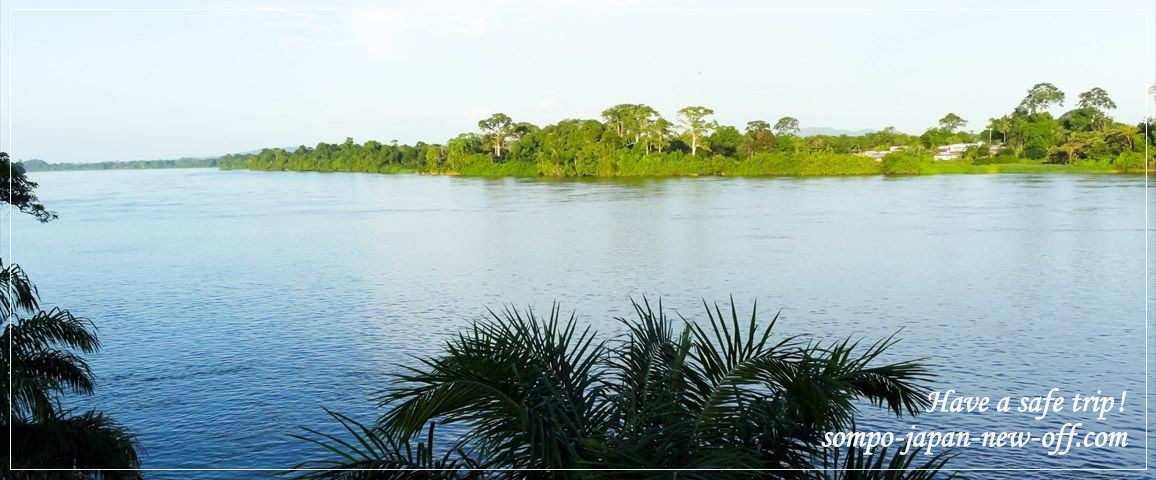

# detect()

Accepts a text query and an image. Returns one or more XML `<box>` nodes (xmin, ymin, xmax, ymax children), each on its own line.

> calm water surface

<box><xmin>5</xmin><ymin>169</ymin><xmax>1154</xmax><ymax>478</ymax></box>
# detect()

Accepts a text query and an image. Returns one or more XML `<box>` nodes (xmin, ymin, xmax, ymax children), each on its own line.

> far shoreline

<box><xmin>21</xmin><ymin>163</ymin><xmax>1153</xmax><ymax>177</ymax></box>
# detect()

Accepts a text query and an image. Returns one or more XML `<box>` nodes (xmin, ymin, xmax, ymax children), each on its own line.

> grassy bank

<box><xmin>874</xmin><ymin>151</ymin><xmax>1147</xmax><ymax>175</ymax></box>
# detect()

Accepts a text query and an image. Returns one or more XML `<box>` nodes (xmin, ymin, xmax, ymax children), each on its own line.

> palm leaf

<box><xmin>7</xmin><ymin>409</ymin><xmax>142</xmax><ymax>478</ymax></box>
<box><xmin>376</xmin><ymin>304</ymin><xmax>606</xmax><ymax>470</ymax></box>
<box><xmin>812</xmin><ymin>444</ymin><xmax>957</xmax><ymax>480</ymax></box>
<box><xmin>288</xmin><ymin>409</ymin><xmax>480</xmax><ymax>479</ymax></box>
<box><xmin>0</xmin><ymin>262</ymin><xmax>40</xmax><ymax>318</ymax></box>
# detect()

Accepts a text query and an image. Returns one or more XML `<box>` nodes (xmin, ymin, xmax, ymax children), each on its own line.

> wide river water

<box><xmin>5</xmin><ymin>169</ymin><xmax>1155</xmax><ymax>478</ymax></box>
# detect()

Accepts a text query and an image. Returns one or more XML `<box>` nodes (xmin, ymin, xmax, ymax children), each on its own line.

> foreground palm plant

<box><xmin>2</xmin><ymin>152</ymin><xmax>141</xmax><ymax>478</ymax></box>
<box><xmin>1</xmin><ymin>260</ymin><xmax>142</xmax><ymax>479</ymax></box>
<box><xmin>292</xmin><ymin>299</ymin><xmax>952</xmax><ymax>479</ymax></box>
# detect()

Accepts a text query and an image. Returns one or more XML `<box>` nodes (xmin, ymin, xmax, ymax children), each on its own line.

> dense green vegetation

<box><xmin>291</xmin><ymin>299</ymin><xmax>951</xmax><ymax>478</ymax></box>
<box><xmin>217</xmin><ymin>83</ymin><xmax>1154</xmax><ymax>177</ymax></box>
<box><xmin>19</xmin><ymin>157</ymin><xmax>219</xmax><ymax>172</ymax></box>
<box><xmin>16</xmin><ymin>83</ymin><xmax>1151</xmax><ymax>177</ymax></box>
<box><xmin>1</xmin><ymin>152</ymin><xmax>142</xmax><ymax>478</ymax></box>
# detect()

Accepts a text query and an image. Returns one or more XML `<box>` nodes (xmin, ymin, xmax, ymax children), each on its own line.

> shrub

<box><xmin>1111</xmin><ymin>151</ymin><xmax>1147</xmax><ymax>173</ymax></box>
<box><xmin>881</xmin><ymin>152</ymin><xmax>932</xmax><ymax>175</ymax></box>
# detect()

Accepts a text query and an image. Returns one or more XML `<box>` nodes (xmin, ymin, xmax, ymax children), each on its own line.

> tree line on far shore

<box><xmin>19</xmin><ymin>157</ymin><xmax>219</xmax><ymax>172</ymax></box>
<box><xmin>214</xmin><ymin>83</ymin><xmax>1154</xmax><ymax>176</ymax></box>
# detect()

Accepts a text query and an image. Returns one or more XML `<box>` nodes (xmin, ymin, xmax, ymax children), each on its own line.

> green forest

<box><xmin>216</xmin><ymin>83</ymin><xmax>1154</xmax><ymax>177</ymax></box>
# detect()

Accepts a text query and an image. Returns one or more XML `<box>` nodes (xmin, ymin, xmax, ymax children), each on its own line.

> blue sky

<box><xmin>1</xmin><ymin>0</ymin><xmax>1153</xmax><ymax>162</ymax></box>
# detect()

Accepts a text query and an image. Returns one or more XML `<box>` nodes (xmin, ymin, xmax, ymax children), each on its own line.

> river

<box><xmin>5</xmin><ymin>168</ymin><xmax>1153</xmax><ymax>478</ymax></box>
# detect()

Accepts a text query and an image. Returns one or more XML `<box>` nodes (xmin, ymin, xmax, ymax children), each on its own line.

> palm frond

<box><xmin>812</xmin><ymin>444</ymin><xmax>956</xmax><ymax>480</ymax></box>
<box><xmin>288</xmin><ymin>409</ymin><xmax>478</xmax><ymax>479</ymax></box>
<box><xmin>7</xmin><ymin>348</ymin><xmax>95</xmax><ymax>420</ymax></box>
<box><xmin>1</xmin><ymin>262</ymin><xmax>40</xmax><ymax>318</ymax></box>
<box><xmin>376</xmin><ymin>303</ymin><xmax>607</xmax><ymax>470</ymax></box>
<box><xmin>7</xmin><ymin>409</ymin><xmax>142</xmax><ymax>479</ymax></box>
<box><xmin>8</xmin><ymin>307</ymin><xmax>101</xmax><ymax>354</ymax></box>
<box><xmin>2</xmin><ymin>308</ymin><xmax>99</xmax><ymax>421</ymax></box>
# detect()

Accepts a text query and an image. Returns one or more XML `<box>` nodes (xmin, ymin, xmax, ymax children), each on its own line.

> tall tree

<box><xmin>676</xmin><ymin>106</ymin><xmax>716</xmax><ymax>155</ymax></box>
<box><xmin>741</xmin><ymin>120</ymin><xmax>776</xmax><ymax>157</ymax></box>
<box><xmin>601</xmin><ymin>104</ymin><xmax>660</xmax><ymax>148</ymax></box>
<box><xmin>938</xmin><ymin>113</ymin><xmax>967</xmax><ymax>133</ymax></box>
<box><xmin>478</xmin><ymin>113</ymin><xmax>514</xmax><ymax>157</ymax></box>
<box><xmin>510</xmin><ymin>122</ymin><xmax>538</xmax><ymax>141</ymax></box>
<box><xmin>639</xmin><ymin>115</ymin><xmax>672</xmax><ymax>154</ymax></box>
<box><xmin>1076</xmin><ymin>87</ymin><xmax>1117</xmax><ymax>131</ymax></box>
<box><xmin>1018</xmin><ymin>82</ymin><xmax>1065</xmax><ymax>114</ymax></box>
<box><xmin>745</xmin><ymin>120</ymin><xmax>771</xmax><ymax>135</ymax></box>
<box><xmin>600</xmin><ymin>104</ymin><xmax>635</xmax><ymax>138</ymax></box>
<box><xmin>1077</xmin><ymin>87</ymin><xmax>1117</xmax><ymax>111</ymax></box>
<box><xmin>773</xmin><ymin>116</ymin><xmax>801</xmax><ymax>136</ymax></box>
<box><xmin>991</xmin><ymin>116</ymin><xmax>1013</xmax><ymax>145</ymax></box>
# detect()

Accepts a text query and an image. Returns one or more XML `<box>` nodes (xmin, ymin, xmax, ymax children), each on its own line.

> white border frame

<box><xmin>3</xmin><ymin>4</ymin><xmax>1152</xmax><ymax>476</ymax></box>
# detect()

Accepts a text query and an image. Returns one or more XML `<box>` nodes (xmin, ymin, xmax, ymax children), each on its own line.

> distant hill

<box><xmin>799</xmin><ymin>127</ymin><xmax>876</xmax><ymax>137</ymax></box>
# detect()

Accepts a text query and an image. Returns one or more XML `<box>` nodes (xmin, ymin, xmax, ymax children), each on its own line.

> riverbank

<box><xmin>22</xmin><ymin>161</ymin><xmax>1150</xmax><ymax>176</ymax></box>
<box><xmin>217</xmin><ymin>152</ymin><xmax>1151</xmax><ymax>177</ymax></box>
<box><xmin>21</xmin><ymin>152</ymin><xmax>1152</xmax><ymax>176</ymax></box>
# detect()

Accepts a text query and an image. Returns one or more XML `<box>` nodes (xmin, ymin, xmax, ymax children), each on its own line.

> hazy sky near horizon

<box><xmin>1</xmin><ymin>0</ymin><xmax>1153</xmax><ymax>163</ymax></box>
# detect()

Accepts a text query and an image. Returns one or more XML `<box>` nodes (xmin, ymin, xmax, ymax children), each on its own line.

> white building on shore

<box><xmin>934</xmin><ymin>142</ymin><xmax>984</xmax><ymax>161</ymax></box>
<box><xmin>861</xmin><ymin>145</ymin><xmax>908</xmax><ymax>161</ymax></box>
